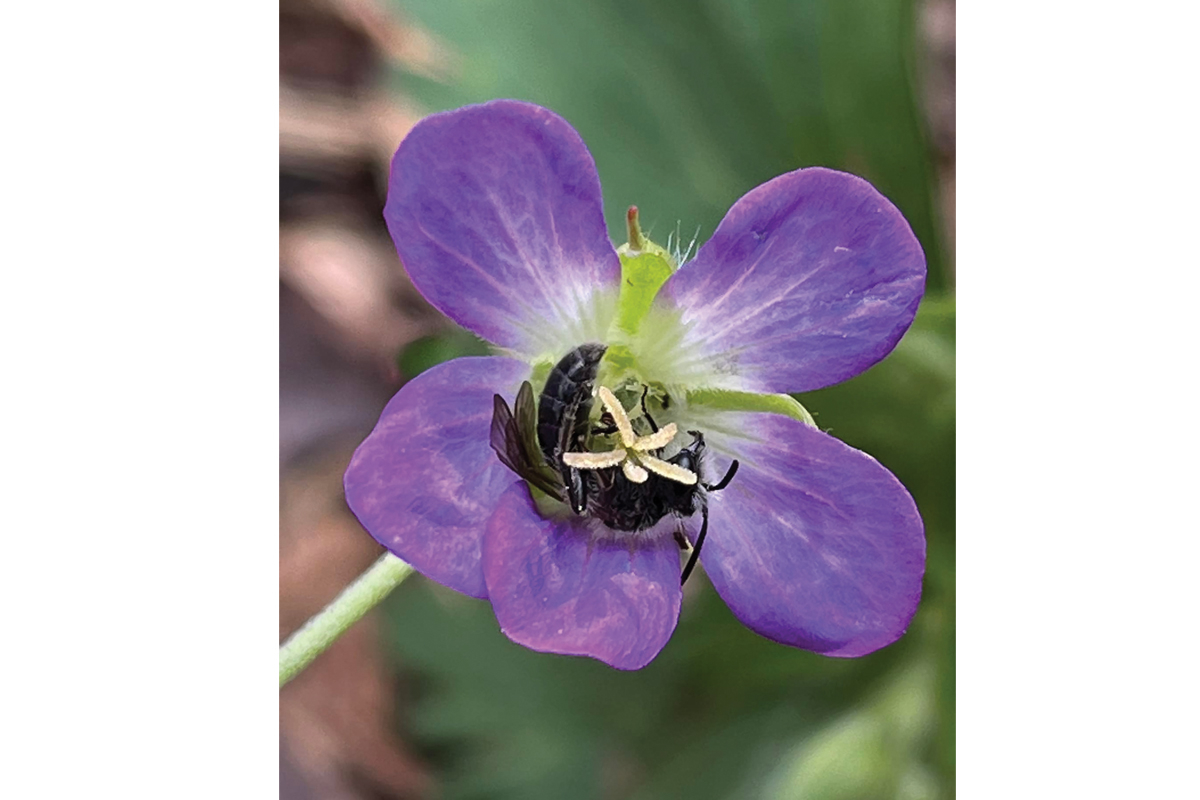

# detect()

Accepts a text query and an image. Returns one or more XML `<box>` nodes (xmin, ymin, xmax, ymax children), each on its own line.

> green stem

<box><xmin>279</xmin><ymin>552</ymin><xmax>414</xmax><ymax>687</ymax></box>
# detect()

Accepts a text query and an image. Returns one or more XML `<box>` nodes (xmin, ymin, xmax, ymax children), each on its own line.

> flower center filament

<box><xmin>561</xmin><ymin>386</ymin><xmax>698</xmax><ymax>486</ymax></box>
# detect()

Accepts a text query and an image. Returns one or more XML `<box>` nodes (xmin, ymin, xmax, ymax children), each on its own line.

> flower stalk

<box><xmin>279</xmin><ymin>552</ymin><xmax>413</xmax><ymax>687</ymax></box>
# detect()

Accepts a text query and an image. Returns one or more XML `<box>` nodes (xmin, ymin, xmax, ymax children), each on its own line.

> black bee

<box><xmin>488</xmin><ymin>343</ymin><xmax>606</xmax><ymax>509</ymax></box>
<box><xmin>582</xmin><ymin>428</ymin><xmax>739</xmax><ymax>583</ymax></box>
<box><xmin>537</xmin><ymin>342</ymin><xmax>607</xmax><ymax>513</ymax></box>
<box><xmin>490</xmin><ymin>343</ymin><xmax>738</xmax><ymax>584</ymax></box>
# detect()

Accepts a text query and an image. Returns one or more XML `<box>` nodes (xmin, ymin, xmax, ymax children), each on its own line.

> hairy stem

<box><xmin>279</xmin><ymin>552</ymin><xmax>413</xmax><ymax>687</ymax></box>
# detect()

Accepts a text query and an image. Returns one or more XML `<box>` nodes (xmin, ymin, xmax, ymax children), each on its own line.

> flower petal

<box><xmin>695</xmin><ymin>410</ymin><xmax>924</xmax><ymax>657</ymax></box>
<box><xmin>344</xmin><ymin>356</ymin><xmax>531</xmax><ymax>599</ymax></box>
<box><xmin>384</xmin><ymin>100</ymin><xmax>621</xmax><ymax>357</ymax></box>
<box><xmin>661</xmin><ymin>167</ymin><xmax>925</xmax><ymax>393</ymax></box>
<box><xmin>483</xmin><ymin>483</ymin><xmax>683</xmax><ymax>670</ymax></box>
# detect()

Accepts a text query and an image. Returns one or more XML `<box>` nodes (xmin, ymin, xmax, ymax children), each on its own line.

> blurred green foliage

<box><xmin>384</xmin><ymin>0</ymin><xmax>954</xmax><ymax>797</ymax></box>
<box><xmin>397</xmin><ymin>329</ymin><xmax>492</xmax><ymax>380</ymax></box>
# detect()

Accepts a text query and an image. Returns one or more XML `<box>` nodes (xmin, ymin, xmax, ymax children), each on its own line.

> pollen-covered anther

<box><xmin>562</xmin><ymin>449</ymin><xmax>628</xmax><ymax>469</ymax></box>
<box><xmin>623</xmin><ymin>460</ymin><xmax>649</xmax><ymax>483</ymax></box>
<box><xmin>565</xmin><ymin>386</ymin><xmax>698</xmax><ymax>486</ymax></box>
<box><xmin>596</xmin><ymin>386</ymin><xmax>636</xmax><ymax>446</ymax></box>
<box><xmin>639</xmin><ymin>453</ymin><xmax>698</xmax><ymax>485</ymax></box>
<box><xmin>636</xmin><ymin>422</ymin><xmax>678</xmax><ymax>451</ymax></box>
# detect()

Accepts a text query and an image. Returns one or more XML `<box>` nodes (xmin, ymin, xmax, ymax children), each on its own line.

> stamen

<box><xmin>640</xmin><ymin>453</ymin><xmax>698</xmax><ymax>485</ymax></box>
<box><xmin>596</xmin><ymin>386</ymin><xmax>636</xmax><ymax>447</ymax></box>
<box><xmin>563</xmin><ymin>449</ymin><xmax>628</xmax><ymax>469</ymax></box>
<box><xmin>633</xmin><ymin>422</ymin><xmax>676</xmax><ymax>452</ymax></box>
<box><xmin>562</xmin><ymin>386</ymin><xmax>694</xmax><ymax>487</ymax></box>
<box><xmin>622</xmin><ymin>460</ymin><xmax>649</xmax><ymax>483</ymax></box>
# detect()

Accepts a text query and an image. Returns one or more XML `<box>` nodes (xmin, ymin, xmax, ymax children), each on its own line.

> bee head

<box><xmin>671</xmin><ymin>430</ymin><xmax>707</xmax><ymax>476</ymax></box>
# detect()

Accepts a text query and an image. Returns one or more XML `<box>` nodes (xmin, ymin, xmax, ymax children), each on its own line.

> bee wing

<box><xmin>514</xmin><ymin>381</ymin><xmax>545</xmax><ymax>468</ymax></box>
<box><xmin>490</xmin><ymin>385</ymin><xmax>564</xmax><ymax>500</ymax></box>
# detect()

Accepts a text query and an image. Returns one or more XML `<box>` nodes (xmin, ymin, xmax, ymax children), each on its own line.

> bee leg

<box><xmin>673</xmin><ymin>524</ymin><xmax>690</xmax><ymax>550</ymax></box>
<box><xmin>639</xmin><ymin>385</ymin><xmax>659</xmax><ymax>433</ymax></box>
<box><xmin>567</xmin><ymin>467</ymin><xmax>588</xmax><ymax>515</ymax></box>
<box><xmin>680</xmin><ymin>503</ymin><xmax>709</xmax><ymax>585</ymax></box>
<box><xmin>591</xmin><ymin>409</ymin><xmax>619</xmax><ymax>437</ymax></box>
<box><xmin>704</xmin><ymin>460</ymin><xmax>739</xmax><ymax>492</ymax></box>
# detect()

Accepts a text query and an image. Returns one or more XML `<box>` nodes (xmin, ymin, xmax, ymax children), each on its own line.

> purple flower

<box><xmin>345</xmin><ymin>100</ymin><xmax>926</xmax><ymax>670</ymax></box>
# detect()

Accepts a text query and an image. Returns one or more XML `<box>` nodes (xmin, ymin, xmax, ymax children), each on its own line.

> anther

<box><xmin>639</xmin><ymin>453</ymin><xmax>698</xmax><ymax>485</ymax></box>
<box><xmin>563</xmin><ymin>449</ymin><xmax>628</xmax><ymax>469</ymax></box>
<box><xmin>564</xmin><ymin>386</ymin><xmax>699</xmax><ymax>486</ymax></box>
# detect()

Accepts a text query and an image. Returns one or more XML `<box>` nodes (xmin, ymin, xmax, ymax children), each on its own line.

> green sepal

<box><xmin>616</xmin><ymin>238</ymin><xmax>676</xmax><ymax>268</ymax></box>
<box><xmin>607</xmin><ymin>204</ymin><xmax>677</xmax><ymax>342</ymax></box>
<box><xmin>527</xmin><ymin>357</ymin><xmax>555</xmax><ymax>396</ymax></box>
<box><xmin>685</xmin><ymin>388</ymin><xmax>818</xmax><ymax>428</ymax></box>
<box><xmin>609</xmin><ymin>250</ymin><xmax>675</xmax><ymax>340</ymax></box>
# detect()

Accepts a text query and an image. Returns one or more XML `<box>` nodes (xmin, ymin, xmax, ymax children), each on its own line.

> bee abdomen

<box><xmin>536</xmin><ymin>343</ymin><xmax>607</xmax><ymax>463</ymax></box>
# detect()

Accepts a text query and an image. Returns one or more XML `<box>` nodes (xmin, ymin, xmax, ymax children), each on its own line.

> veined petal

<box><xmin>384</xmin><ymin>100</ymin><xmax>621</xmax><ymax>358</ymax></box>
<box><xmin>344</xmin><ymin>356</ymin><xmax>531</xmax><ymax>599</ymax></box>
<box><xmin>661</xmin><ymin>168</ymin><xmax>925</xmax><ymax>393</ymax></box>
<box><xmin>695</xmin><ymin>410</ymin><xmax>924</xmax><ymax>657</ymax></box>
<box><xmin>483</xmin><ymin>483</ymin><xmax>683</xmax><ymax>670</ymax></box>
